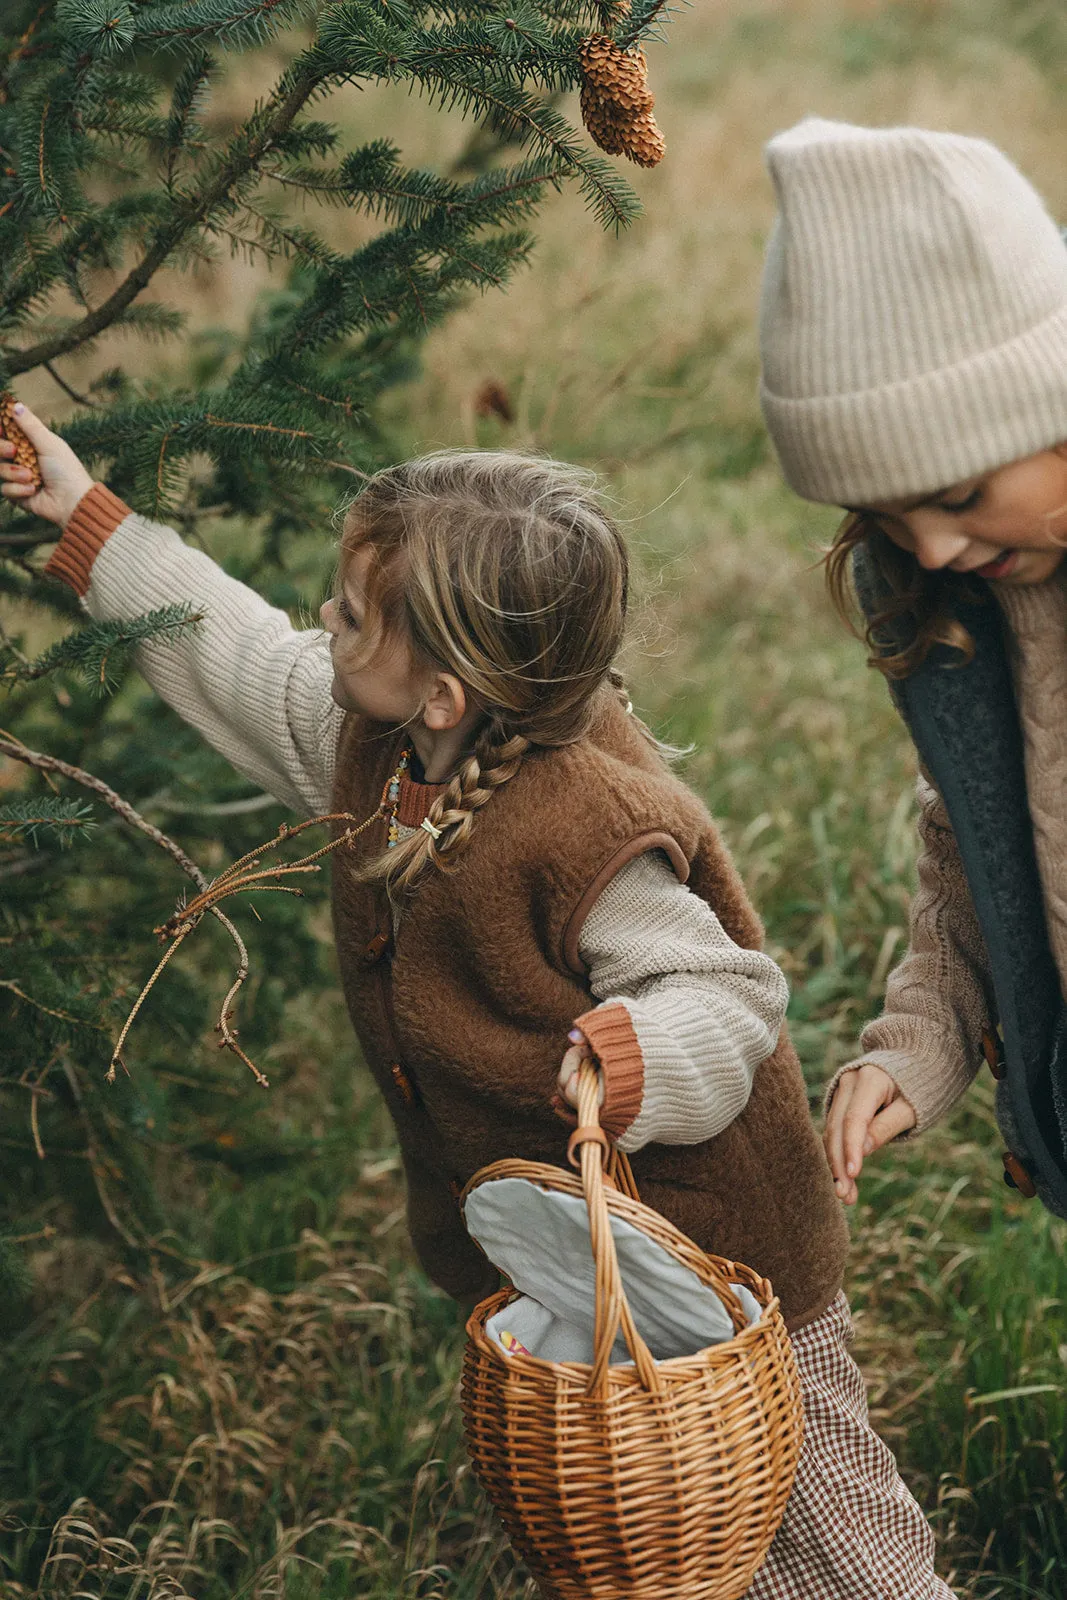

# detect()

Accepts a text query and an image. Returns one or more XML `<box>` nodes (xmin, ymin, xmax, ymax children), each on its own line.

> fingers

<box><xmin>842</xmin><ymin>1072</ymin><xmax>889</xmax><ymax>1181</ymax></box>
<box><xmin>6</xmin><ymin>402</ymin><xmax>50</xmax><ymax>446</ymax></box>
<box><xmin>558</xmin><ymin>1043</ymin><xmax>587</xmax><ymax>1107</ymax></box>
<box><xmin>867</xmin><ymin>1095</ymin><xmax>917</xmax><ymax>1151</ymax></box>
<box><xmin>825</xmin><ymin>1068</ymin><xmax>857</xmax><ymax>1196</ymax></box>
<box><xmin>0</xmin><ymin>436</ymin><xmax>38</xmax><ymax>497</ymax></box>
<box><xmin>824</xmin><ymin>1064</ymin><xmax>902</xmax><ymax>1205</ymax></box>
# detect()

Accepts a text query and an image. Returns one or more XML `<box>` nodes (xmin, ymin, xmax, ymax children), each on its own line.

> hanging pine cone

<box><xmin>623</xmin><ymin>107</ymin><xmax>667</xmax><ymax>169</ymax></box>
<box><xmin>578</xmin><ymin>33</ymin><xmax>666</xmax><ymax>169</ymax></box>
<box><xmin>0</xmin><ymin>393</ymin><xmax>42</xmax><ymax>490</ymax></box>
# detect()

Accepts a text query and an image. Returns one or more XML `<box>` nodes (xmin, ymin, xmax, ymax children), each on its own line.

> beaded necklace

<box><xmin>382</xmin><ymin>743</ymin><xmax>413</xmax><ymax>848</ymax></box>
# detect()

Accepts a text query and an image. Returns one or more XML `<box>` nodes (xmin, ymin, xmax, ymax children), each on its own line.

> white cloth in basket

<box><xmin>465</xmin><ymin>1175</ymin><xmax>762</xmax><ymax>1365</ymax></box>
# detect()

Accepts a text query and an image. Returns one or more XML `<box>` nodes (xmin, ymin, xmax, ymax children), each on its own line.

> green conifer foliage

<box><xmin>0</xmin><ymin>2</ymin><xmax>673</xmax><ymax>1286</ymax></box>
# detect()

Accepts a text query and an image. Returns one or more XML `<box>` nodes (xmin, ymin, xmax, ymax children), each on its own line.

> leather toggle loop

<box><xmin>1002</xmin><ymin>1151</ymin><xmax>1037</xmax><ymax>1198</ymax></box>
<box><xmin>567</xmin><ymin>1123</ymin><xmax>610</xmax><ymax>1169</ymax></box>
<box><xmin>981</xmin><ymin>1027</ymin><xmax>1005</xmax><ymax>1081</ymax></box>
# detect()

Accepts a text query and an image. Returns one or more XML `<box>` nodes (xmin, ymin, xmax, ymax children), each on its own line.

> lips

<box><xmin>972</xmin><ymin>550</ymin><xmax>1019</xmax><ymax>581</ymax></box>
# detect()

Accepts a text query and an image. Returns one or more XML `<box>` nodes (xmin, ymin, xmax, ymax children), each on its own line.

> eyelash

<box><xmin>336</xmin><ymin>597</ymin><xmax>359</xmax><ymax>629</ymax></box>
<box><xmin>940</xmin><ymin>488</ymin><xmax>983</xmax><ymax>514</ymax></box>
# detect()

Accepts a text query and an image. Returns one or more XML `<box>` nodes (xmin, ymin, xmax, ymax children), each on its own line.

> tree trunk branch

<box><xmin>4</xmin><ymin>63</ymin><xmax>326</xmax><ymax>377</ymax></box>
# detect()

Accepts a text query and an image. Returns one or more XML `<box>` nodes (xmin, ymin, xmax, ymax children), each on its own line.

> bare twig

<box><xmin>0</xmin><ymin>732</ymin><xmax>265</xmax><ymax>1078</ymax></box>
<box><xmin>0</xmin><ymin>977</ymin><xmax>107</xmax><ymax>1030</ymax></box>
<box><xmin>0</xmin><ymin>734</ymin><xmax>387</xmax><ymax>1086</ymax></box>
<box><xmin>60</xmin><ymin>1057</ymin><xmax>142</xmax><ymax>1249</ymax></box>
<box><xmin>0</xmin><ymin>732</ymin><xmax>210</xmax><ymax>885</ymax></box>
<box><xmin>107</xmin><ymin>924</ymin><xmax>196</xmax><ymax>1082</ymax></box>
<box><xmin>43</xmin><ymin>360</ymin><xmax>99</xmax><ymax>408</ymax></box>
<box><xmin>0</xmin><ymin>611</ymin><xmax>30</xmax><ymax>667</ymax></box>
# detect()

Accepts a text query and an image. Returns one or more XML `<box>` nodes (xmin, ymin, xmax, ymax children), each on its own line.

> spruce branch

<box><xmin>132</xmin><ymin>0</ymin><xmax>316</xmax><ymax>53</ymax></box>
<box><xmin>614</xmin><ymin>0</ymin><xmax>677</xmax><ymax>49</ymax></box>
<box><xmin>0</xmin><ymin>795</ymin><xmax>95</xmax><ymax>844</ymax></box>
<box><xmin>163</xmin><ymin>50</ymin><xmax>214</xmax><ymax>190</ymax></box>
<box><xmin>0</xmin><ymin>978</ymin><xmax>106</xmax><ymax>1032</ymax></box>
<box><xmin>5</xmin><ymin>59</ymin><xmax>327</xmax><ymax>374</ymax></box>
<box><xmin>9</xmin><ymin>603</ymin><xmax>205</xmax><ymax>690</ymax></box>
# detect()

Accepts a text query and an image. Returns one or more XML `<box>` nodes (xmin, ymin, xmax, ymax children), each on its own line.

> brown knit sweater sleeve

<box><xmin>826</xmin><ymin>774</ymin><xmax>993</xmax><ymax>1131</ymax></box>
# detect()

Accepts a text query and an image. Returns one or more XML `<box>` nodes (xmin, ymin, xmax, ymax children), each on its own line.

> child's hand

<box><xmin>0</xmin><ymin>403</ymin><xmax>94</xmax><ymax>529</ymax></box>
<box><xmin>558</xmin><ymin>1027</ymin><xmax>604</xmax><ymax>1110</ymax></box>
<box><xmin>823</xmin><ymin>1064</ymin><xmax>917</xmax><ymax>1203</ymax></box>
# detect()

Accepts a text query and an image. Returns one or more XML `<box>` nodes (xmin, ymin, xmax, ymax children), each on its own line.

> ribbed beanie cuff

<box><xmin>759</xmin><ymin>119</ymin><xmax>1067</xmax><ymax>506</ymax></box>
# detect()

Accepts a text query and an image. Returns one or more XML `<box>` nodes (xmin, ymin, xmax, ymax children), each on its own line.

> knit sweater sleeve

<box><xmin>44</xmin><ymin>485</ymin><xmax>342</xmax><ymax>816</ymax></box>
<box><xmin>573</xmin><ymin>850</ymin><xmax>789</xmax><ymax>1153</ymax></box>
<box><xmin>825</xmin><ymin>774</ymin><xmax>994</xmax><ymax>1131</ymax></box>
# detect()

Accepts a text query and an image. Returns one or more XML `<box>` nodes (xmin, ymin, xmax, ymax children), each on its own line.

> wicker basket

<box><xmin>459</xmin><ymin>1065</ymin><xmax>804</xmax><ymax>1599</ymax></box>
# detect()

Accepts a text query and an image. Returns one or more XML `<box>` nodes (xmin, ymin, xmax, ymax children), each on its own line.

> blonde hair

<box><xmin>339</xmin><ymin>450</ymin><xmax>654</xmax><ymax>893</ymax></box>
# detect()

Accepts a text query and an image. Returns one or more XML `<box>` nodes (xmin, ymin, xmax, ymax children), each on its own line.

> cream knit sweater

<box><xmin>44</xmin><ymin>487</ymin><xmax>789</xmax><ymax>1156</ymax></box>
<box><xmin>837</xmin><ymin>566</ymin><xmax>1067</xmax><ymax>1129</ymax></box>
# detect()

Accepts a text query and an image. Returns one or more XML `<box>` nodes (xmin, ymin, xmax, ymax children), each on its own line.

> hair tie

<box><xmin>421</xmin><ymin>817</ymin><xmax>443</xmax><ymax>841</ymax></box>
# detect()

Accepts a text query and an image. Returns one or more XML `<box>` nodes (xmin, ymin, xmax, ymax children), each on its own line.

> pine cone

<box><xmin>624</xmin><ymin>108</ymin><xmax>667</xmax><ymax>169</ymax></box>
<box><xmin>0</xmin><ymin>393</ymin><xmax>42</xmax><ymax>490</ymax></box>
<box><xmin>579</xmin><ymin>34</ymin><xmax>652</xmax><ymax>108</ymax></box>
<box><xmin>578</xmin><ymin>34</ymin><xmax>666</xmax><ymax>169</ymax></box>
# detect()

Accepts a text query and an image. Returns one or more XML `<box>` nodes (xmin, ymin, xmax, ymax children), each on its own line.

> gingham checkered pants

<box><xmin>747</xmin><ymin>1292</ymin><xmax>957</xmax><ymax>1599</ymax></box>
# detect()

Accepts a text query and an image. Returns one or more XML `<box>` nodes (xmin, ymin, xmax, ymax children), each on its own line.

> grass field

<box><xmin>4</xmin><ymin>2</ymin><xmax>1067</xmax><ymax>1595</ymax></box>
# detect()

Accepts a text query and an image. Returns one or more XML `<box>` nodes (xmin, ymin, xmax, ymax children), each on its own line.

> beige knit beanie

<box><xmin>759</xmin><ymin>118</ymin><xmax>1067</xmax><ymax>506</ymax></box>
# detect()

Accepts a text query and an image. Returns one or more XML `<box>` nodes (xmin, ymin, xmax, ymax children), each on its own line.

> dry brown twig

<box><xmin>0</xmin><ymin>731</ymin><xmax>384</xmax><ymax>1087</ymax></box>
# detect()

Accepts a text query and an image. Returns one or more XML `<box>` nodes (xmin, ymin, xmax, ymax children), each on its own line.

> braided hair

<box><xmin>336</xmin><ymin>450</ymin><xmax>655</xmax><ymax>893</ymax></box>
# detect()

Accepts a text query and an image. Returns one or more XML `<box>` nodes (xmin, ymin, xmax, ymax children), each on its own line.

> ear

<box><xmin>421</xmin><ymin>671</ymin><xmax>467</xmax><ymax>731</ymax></box>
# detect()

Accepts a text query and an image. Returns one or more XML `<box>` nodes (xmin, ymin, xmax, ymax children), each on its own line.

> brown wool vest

<box><xmin>331</xmin><ymin>692</ymin><xmax>848</xmax><ymax>1330</ymax></box>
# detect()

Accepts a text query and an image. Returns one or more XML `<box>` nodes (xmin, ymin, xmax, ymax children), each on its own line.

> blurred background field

<box><xmin>4</xmin><ymin>1</ymin><xmax>1067</xmax><ymax>1595</ymax></box>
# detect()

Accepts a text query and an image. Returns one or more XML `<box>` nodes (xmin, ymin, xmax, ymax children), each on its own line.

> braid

<box><xmin>605</xmin><ymin>665</ymin><xmax>679</xmax><ymax>757</ymax></box>
<box><xmin>607</xmin><ymin>665</ymin><xmax>633</xmax><ymax>715</ymax></box>
<box><xmin>385</xmin><ymin>728</ymin><xmax>531</xmax><ymax>894</ymax></box>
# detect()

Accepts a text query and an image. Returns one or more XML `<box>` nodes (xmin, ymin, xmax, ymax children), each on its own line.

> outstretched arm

<box><xmin>823</xmin><ymin>773</ymin><xmax>994</xmax><ymax>1202</ymax></box>
<box><xmin>3</xmin><ymin>406</ymin><xmax>342</xmax><ymax>816</ymax></box>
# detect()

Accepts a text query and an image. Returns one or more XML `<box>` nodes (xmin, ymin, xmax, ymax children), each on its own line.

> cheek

<box><xmin>879</xmin><ymin>522</ymin><xmax>916</xmax><ymax>555</ymax></box>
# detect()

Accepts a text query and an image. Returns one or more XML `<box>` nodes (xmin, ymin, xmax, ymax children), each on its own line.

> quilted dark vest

<box><xmin>854</xmin><ymin>544</ymin><xmax>1067</xmax><ymax>1216</ymax></box>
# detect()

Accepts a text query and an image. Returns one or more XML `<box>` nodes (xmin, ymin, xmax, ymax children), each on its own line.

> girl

<box><xmin>759</xmin><ymin>117</ymin><xmax>1067</xmax><ymax>1216</ymax></box>
<box><xmin>8</xmin><ymin>409</ymin><xmax>952</xmax><ymax>1595</ymax></box>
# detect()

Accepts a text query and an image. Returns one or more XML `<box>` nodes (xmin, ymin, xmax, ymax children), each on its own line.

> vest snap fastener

<box><xmin>390</xmin><ymin>1063</ymin><xmax>414</xmax><ymax>1105</ymax></box>
<box><xmin>364</xmin><ymin>930</ymin><xmax>390</xmax><ymax>964</ymax></box>
<box><xmin>981</xmin><ymin>1027</ymin><xmax>1005</xmax><ymax>1081</ymax></box>
<box><xmin>1002</xmin><ymin>1151</ymin><xmax>1037</xmax><ymax>1198</ymax></box>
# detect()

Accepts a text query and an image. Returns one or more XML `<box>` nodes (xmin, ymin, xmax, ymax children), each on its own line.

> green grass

<box><xmin>6</xmin><ymin>1</ymin><xmax>1067</xmax><ymax>1595</ymax></box>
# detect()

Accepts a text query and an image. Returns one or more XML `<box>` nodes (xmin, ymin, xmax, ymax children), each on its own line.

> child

<box><xmin>8</xmin><ymin>409</ymin><xmax>953</xmax><ymax>1594</ymax></box>
<box><xmin>759</xmin><ymin>117</ymin><xmax>1067</xmax><ymax>1218</ymax></box>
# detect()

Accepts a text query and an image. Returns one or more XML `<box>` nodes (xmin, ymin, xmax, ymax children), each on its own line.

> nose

<box><xmin>905</xmin><ymin>512</ymin><xmax>972</xmax><ymax>572</ymax></box>
<box><xmin>320</xmin><ymin>597</ymin><xmax>338</xmax><ymax>634</ymax></box>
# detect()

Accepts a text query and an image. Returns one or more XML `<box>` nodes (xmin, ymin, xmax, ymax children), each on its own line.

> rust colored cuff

<box><xmin>42</xmin><ymin>483</ymin><xmax>133</xmax><ymax>596</ymax></box>
<box><xmin>573</xmin><ymin>1002</ymin><xmax>645</xmax><ymax>1140</ymax></box>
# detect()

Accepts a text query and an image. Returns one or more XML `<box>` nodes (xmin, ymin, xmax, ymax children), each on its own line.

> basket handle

<box><xmin>569</xmin><ymin>1062</ymin><xmax>662</xmax><ymax>1396</ymax></box>
<box><xmin>568</xmin><ymin>1062</ymin><xmax>752</xmax><ymax>1395</ymax></box>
